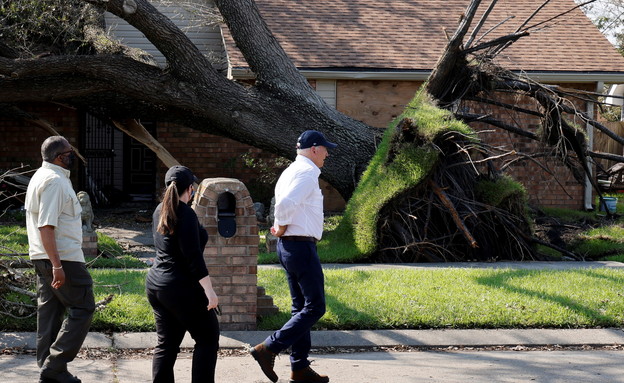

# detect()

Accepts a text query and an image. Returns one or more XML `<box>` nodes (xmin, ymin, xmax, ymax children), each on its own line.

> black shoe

<box><xmin>39</xmin><ymin>369</ymin><xmax>82</xmax><ymax>383</ymax></box>
<box><xmin>249</xmin><ymin>343</ymin><xmax>279</xmax><ymax>382</ymax></box>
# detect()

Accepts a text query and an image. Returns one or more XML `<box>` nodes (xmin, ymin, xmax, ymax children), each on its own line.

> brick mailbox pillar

<box><xmin>82</xmin><ymin>233</ymin><xmax>98</xmax><ymax>258</ymax></box>
<box><xmin>192</xmin><ymin>178</ymin><xmax>259</xmax><ymax>330</ymax></box>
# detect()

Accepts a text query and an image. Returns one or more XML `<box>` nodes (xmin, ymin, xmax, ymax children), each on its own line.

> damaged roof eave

<box><xmin>230</xmin><ymin>67</ymin><xmax>624</xmax><ymax>84</ymax></box>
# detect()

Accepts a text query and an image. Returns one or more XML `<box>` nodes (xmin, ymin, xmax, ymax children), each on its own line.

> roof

<box><xmin>224</xmin><ymin>0</ymin><xmax>624</xmax><ymax>80</ymax></box>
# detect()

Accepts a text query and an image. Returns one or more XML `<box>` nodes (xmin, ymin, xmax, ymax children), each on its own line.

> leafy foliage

<box><xmin>0</xmin><ymin>0</ymin><xmax>94</xmax><ymax>56</ymax></box>
<box><xmin>577</xmin><ymin>0</ymin><xmax>624</xmax><ymax>53</ymax></box>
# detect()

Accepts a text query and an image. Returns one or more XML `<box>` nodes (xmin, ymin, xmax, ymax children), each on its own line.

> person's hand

<box><xmin>270</xmin><ymin>225</ymin><xmax>287</xmax><ymax>237</ymax></box>
<box><xmin>205</xmin><ymin>288</ymin><xmax>219</xmax><ymax>311</ymax></box>
<box><xmin>51</xmin><ymin>268</ymin><xmax>65</xmax><ymax>289</ymax></box>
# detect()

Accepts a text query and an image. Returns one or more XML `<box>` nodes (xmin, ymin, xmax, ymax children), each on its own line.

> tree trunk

<box><xmin>0</xmin><ymin>0</ymin><xmax>380</xmax><ymax>199</ymax></box>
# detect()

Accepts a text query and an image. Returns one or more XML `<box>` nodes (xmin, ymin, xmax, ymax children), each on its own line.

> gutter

<box><xmin>231</xmin><ymin>68</ymin><xmax>624</xmax><ymax>84</ymax></box>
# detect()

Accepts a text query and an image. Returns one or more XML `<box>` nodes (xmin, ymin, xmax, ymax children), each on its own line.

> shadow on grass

<box><xmin>258</xmin><ymin>270</ymin><xmax>378</xmax><ymax>331</ymax></box>
<box><xmin>474</xmin><ymin>269</ymin><xmax>616</xmax><ymax>327</ymax></box>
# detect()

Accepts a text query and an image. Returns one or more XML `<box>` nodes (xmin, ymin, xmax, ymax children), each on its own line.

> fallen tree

<box><xmin>2</xmin><ymin>0</ymin><xmax>624</xmax><ymax>263</ymax></box>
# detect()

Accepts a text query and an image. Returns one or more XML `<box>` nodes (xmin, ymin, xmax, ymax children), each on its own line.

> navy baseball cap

<box><xmin>165</xmin><ymin>165</ymin><xmax>198</xmax><ymax>192</ymax></box>
<box><xmin>296</xmin><ymin>130</ymin><xmax>338</xmax><ymax>149</ymax></box>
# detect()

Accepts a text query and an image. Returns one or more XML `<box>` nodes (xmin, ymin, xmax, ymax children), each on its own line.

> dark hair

<box><xmin>157</xmin><ymin>181</ymin><xmax>180</xmax><ymax>235</ymax></box>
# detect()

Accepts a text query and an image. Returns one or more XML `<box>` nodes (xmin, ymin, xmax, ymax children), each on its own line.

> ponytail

<box><xmin>157</xmin><ymin>181</ymin><xmax>179</xmax><ymax>235</ymax></box>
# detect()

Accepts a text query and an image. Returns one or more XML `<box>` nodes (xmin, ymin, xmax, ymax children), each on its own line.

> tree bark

<box><xmin>0</xmin><ymin>0</ymin><xmax>379</xmax><ymax>199</ymax></box>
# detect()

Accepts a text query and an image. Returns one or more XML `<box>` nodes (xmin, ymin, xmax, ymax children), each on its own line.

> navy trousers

<box><xmin>265</xmin><ymin>239</ymin><xmax>326</xmax><ymax>370</ymax></box>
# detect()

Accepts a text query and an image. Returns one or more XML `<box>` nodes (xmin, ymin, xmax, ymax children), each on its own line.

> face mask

<box><xmin>61</xmin><ymin>152</ymin><xmax>75</xmax><ymax>169</ymax></box>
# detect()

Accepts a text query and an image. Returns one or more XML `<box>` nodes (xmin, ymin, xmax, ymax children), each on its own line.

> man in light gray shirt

<box><xmin>25</xmin><ymin>136</ymin><xmax>95</xmax><ymax>383</ymax></box>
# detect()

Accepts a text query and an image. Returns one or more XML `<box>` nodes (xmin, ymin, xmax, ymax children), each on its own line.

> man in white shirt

<box><xmin>25</xmin><ymin>136</ymin><xmax>95</xmax><ymax>383</ymax></box>
<box><xmin>250</xmin><ymin>130</ymin><xmax>337</xmax><ymax>383</ymax></box>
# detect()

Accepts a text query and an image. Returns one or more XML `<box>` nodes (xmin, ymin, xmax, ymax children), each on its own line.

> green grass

<box><xmin>0</xmin><ymin>225</ymin><xmax>147</xmax><ymax>268</ymax></box>
<box><xmin>539</xmin><ymin>207</ymin><xmax>599</xmax><ymax>223</ymax></box>
<box><xmin>538</xmin><ymin>201</ymin><xmax>624</xmax><ymax>262</ymax></box>
<box><xmin>571</xmin><ymin>224</ymin><xmax>624</xmax><ymax>260</ymax></box>
<box><xmin>257</xmin><ymin>268</ymin><xmax>624</xmax><ymax>330</ymax></box>
<box><xmin>90</xmin><ymin>269</ymin><xmax>154</xmax><ymax>331</ymax></box>
<box><xmin>257</xmin><ymin>215</ymin><xmax>367</xmax><ymax>264</ymax></box>
<box><xmin>0</xmin><ymin>269</ymin><xmax>154</xmax><ymax>332</ymax></box>
<box><xmin>4</xmin><ymin>267</ymin><xmax>624</xmax><ymax>332</ymax></box>
<box><xmin>0</xmin><ymin>224</ymin><xmax>29</xmax><ymax>254</ymax></box>
<box><xmin>92</xmin><ymin>232</ymin><xmax>147</xmax><ymax>268</ymax></box>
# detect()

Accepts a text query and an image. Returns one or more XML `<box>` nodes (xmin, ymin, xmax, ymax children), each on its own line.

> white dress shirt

<box><xmin>273</xmin><ymin>155</ymin><xmax>324</xmax><ymax>240</ymax></box>
<box><xmin>25</xmin><ymin>161</ymin><xmax>85</xmax><ymax>262</ymax></box>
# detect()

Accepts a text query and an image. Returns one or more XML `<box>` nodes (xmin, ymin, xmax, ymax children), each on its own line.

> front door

<box><xmin>123</xmin><ymin>121</ymin><xmax>157</xmax><ymax>202</ymax></box>
<box><xmin>81</xmin><ymin>113</ymin><xmax>116</xmax><ymax>206</ymax></box>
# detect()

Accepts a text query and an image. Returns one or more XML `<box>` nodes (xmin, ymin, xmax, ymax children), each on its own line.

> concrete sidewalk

<box><xmin>4</xmin><ymin>261</ymin><xmax>624</xmax><ymax>381</ymax></box>
<box><xmin>3</xmin><ymin>349</ymin><xmax>624</xmax><ymax>383</ymax></box>
<box><xmin>3</xmin><ymin>328</ymin><xmax>624</xmax><ymax>350</ymax></box>
<box><xmin>3</xmin><ymin>329</ymin><xmax>624</xmax><ymax>383</ymax></box>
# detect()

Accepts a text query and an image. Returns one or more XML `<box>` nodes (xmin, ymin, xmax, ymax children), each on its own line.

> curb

<box><xmin>2</xmin><ymin>328</ymin><xmax>624</xmax><ymax>350</ymax></box>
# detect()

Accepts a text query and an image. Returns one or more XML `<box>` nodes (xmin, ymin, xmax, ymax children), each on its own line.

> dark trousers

<box><xmin>33</xmin><ymin>260</ymin><xmax>95</xmax><ymax>372</ymax></box>
<box><xmin>265</xmin><ymin>239</ymin><xmax>326</xmax><ymax>371</ymax></box>
<box><xmin>147</xmin><ymin>286</ymin><xmax>220</xmax><ymax>383</ymax></box>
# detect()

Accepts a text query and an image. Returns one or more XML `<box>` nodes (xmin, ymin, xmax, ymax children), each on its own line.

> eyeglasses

<box><xmin>57</xmin><ymin>149</ymin><xmax>74</xmax><ymax>157</ymax></box>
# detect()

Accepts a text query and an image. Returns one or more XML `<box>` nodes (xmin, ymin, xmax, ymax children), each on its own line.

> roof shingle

<box><xmin>225</xmin><ymin>0</ymin><xmax>624</xmax><ymax>73</ymax></box>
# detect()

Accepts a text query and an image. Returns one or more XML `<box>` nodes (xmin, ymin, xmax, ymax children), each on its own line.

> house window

<box><xmin>315</xmin><ymin>80</ymin><xmax>337</xmax><ymax>108</ymax></box>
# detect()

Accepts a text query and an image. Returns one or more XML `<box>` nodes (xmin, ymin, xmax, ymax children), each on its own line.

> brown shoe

<box><xmin>290</xmin><ymin>366</ymin><xmax>329</xmax><ymax>383</ymax></box>
<box><xmin>249</xmin><ymin>343</ymin><xmax>278</xmax><ymax>382</ymax></box>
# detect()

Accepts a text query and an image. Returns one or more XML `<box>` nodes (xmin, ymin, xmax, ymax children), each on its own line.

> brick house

<box><xmin>2</xmin><ymin>0</ymin><xmax>624</xmax><ymax>210</ymax></box>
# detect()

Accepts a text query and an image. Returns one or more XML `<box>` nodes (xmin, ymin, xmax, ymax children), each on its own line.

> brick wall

<box><xmin>193</xmin><ymin>178</ymin><xmax>259</xmax><ymax>330</ymax></box>
<box><xmin>465</xmin><ymin>83</ymin><xmax>596</xmax><ymax>209</ymax></box>
<box><xmin>335</xmin><ymin>80</ymin><xmax>595</xmax><ymax>209</ymax></box>
<box><xmin>0</xmin><ymin>81</ymin><xmax>599</xmax><ymax>210</ymax></box>
<box><xmin>156</xmin><ymin>123</ymin><xmax>273</xmax><ymax>185</ymax></box>
<box><xmin>0</xmin><ymin>103</ymin><xmax>81</xmax><ymax>185</ymax></box>
<box><xmin>155</xmin><ymin>122</ymin><xmax>346</xmax><ymax>210</ymax></box>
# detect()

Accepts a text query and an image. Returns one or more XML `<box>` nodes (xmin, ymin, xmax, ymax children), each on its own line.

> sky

<box><xmin>575</xmin><ymin>0</ymin><xmax>624</xmax><ymax>46</ymax></box>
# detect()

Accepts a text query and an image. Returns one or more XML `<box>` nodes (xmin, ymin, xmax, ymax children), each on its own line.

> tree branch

<box><xmin>214</xmin><ymin>0</ymin><xmax>310</xmax><ymax>90</ymax></box>
<box><xmin>429</xmin><ymin>179</ymin><xmax>478</xmax><ymax>248</ymax></box>
<box><xmin>465</xmin><ymin>0</ymin><xmax>499</xmax><ymax>49</ymax></box>
<box><xmin>83</xmin><ymin>0</ymin><xmax>219</xmax><ymax>82</ymax></box>
<box><xmin>112</xmin><ymin>119</ymin><xmax>180</xmax><ymax>168</ymax></box>
<box><xmin>456</xmin><ymin>112</ymin><xmax>539</xmax><ymax>140</ymax></box>
<box><xmin>427</xmin><ymin>0</ymin><xmax>483</xmax><ymax>100</ymax></box>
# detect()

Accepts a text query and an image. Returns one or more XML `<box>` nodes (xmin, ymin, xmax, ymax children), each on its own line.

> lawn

<box><xmin>3</xmin><ymin>201</ymin><xmax>624</xmax><ymax>332</ymax></box>
<box><xmin>0</xmin><ymin>225</ymin><xmax>147</xmax><ymax>268</ymax></box>
<box><xmin>257</xmin><ymin>267</ymin><xmax>624</xmax><ymax>330</ymax></box>
<box><xmin>6</xmin><ymin>266</ymin><xmax>624</xmax><ymax>332</ymax></box>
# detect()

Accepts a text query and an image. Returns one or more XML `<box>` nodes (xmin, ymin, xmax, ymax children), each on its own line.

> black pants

<box><xmin>33</xmin><ymin>260</ymin><xmax>95</xmax><ymax>372</ymax></box>
<box><xmin>147</xmin><ymin>286</ymin><xmax>220</xmax><ymax>383</ymax></box>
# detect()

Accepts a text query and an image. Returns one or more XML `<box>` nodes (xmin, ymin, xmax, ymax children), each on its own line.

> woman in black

<box><xmin>146</xmin><ymin>165</ymin><xmax>219</xmax><ymax>383</ymax></box>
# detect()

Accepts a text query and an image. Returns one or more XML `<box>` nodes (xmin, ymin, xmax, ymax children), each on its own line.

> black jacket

<box><xmin>146</xmin><ymin>202</ymin><xmax>209</xmax><ymax>290</ymax></box>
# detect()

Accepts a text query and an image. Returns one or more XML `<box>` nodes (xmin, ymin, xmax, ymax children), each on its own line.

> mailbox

<box><xmin>191</xmin><ymin>177</ymin><xmax>261</xmax><ymax>330</ymax></box>
<box><xmin>217</xmin><ymin>192</ymin><xmax>237</xmax><ymax>238</ymax></box>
